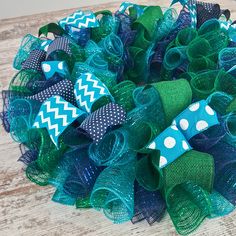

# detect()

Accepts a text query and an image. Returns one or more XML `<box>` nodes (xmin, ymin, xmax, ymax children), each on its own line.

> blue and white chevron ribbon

<box><xmin>220</xmin><ymin>20</ymin><xmax>236</xmax><ymax>42</ymax></box>
<box><xmin>148</xmin><ymin>100</ymin><xmax>219</xmax><ymax>168</ymax></box>
<box><xmin>41</xmin><ymin>61</ymin><xmax>69</xmax><ymax>80</ymax></box>
<box><xmin>118</xmin><ymin>2</ymin><xmax>145</xmax><ymax>17</ymax></box>
<box><xmin>171</xmin><ymin>0</ymin><xmax>197</xmax><ymax>28</ymax></box>
<box><xmin>32</xmin><ymin>95</ymin><xmax>86</xmax><ymax>147</ymax></box>
<box><xmin>74</xmin><ymin>72</ymin><xmax>113</xmax><ymax>113</ymax></box>
<box><xmin>58</xmin><ymin>10</ymin><xmax>99</xmax><ymax>30</ymax></box>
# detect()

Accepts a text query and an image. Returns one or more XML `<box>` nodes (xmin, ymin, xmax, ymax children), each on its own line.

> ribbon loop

<box><xmin>148</xmin><ymin>125</ymin><xmax>192</xmax><ymax>168</ymax></box>
<box><xmin>147</xmin><ymin>100</ymin><xmax>219</xmax><ymax>168</ymax></box>
<box><xmin>42</xmin><ymin>61</ymin><xmax>70</xmax><ymax>80</ymax></box>
<box><xmin>74</xmin><ymin>72</ymin><xmax>113</xmax><ymax>113</ymax></box>
<box><xmin>32</xmin><ymin>95</ymin><xmax>86</xmax><ymax>147</ymax></box>
<box><xmin>58</xmin><ymin>10</ymin><xmax>99</xmax><ymax>30</ymax></box>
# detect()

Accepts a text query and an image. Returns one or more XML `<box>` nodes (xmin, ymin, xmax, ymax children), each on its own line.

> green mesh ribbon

<box><xmin>133</xmin><ymin>6</ymin><xmax>163</xmax><ymax>44</ymax></box>
<box><xmin>191</xmin><ymin>69</ymin><xmax>236</xmax><ymax>100</ymax></box>
<box><xmin>110</xmin><ymin>80</ymin><xmax>136</xmax><ymax>112</ymax></box>
<box><xmin>91</xmin><ymin>11</ymin><xmax>119</xmax><ymax>42</ymax></box>
<box><xmin>126</xmin><ymin>6</ymin><xmax>163</xmax><ymax>83</ymax></box>
<box><xmin>152</xmin><ymin>79</ymin><xmax>192</xmax><ymax>125</ymax></box>
<box><xmin>135</xmin><ymin>150</ymin><xmax>163</xmax><ymax>191</ymax></box>
<box><xmin>163</xmin><ymin>150</ymin><xmax>214</xmax><ymax>235</ymax></box>
<box><xmin>38</xmin><ymin>23</ymin><xmax>65</xmax><ymax>37</ymax></box>
<box><xmin>9</xmin><ymin>69</ymin><xmax>43</xmax><ymax>95</ymax></box>
<box><xmin>26</xmin><ymin>129</ymin><xmax>67</xmax><ymax>186</ymax></box>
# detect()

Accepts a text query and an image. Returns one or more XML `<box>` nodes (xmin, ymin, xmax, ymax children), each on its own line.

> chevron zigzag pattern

<box><xmin>32</xmin><ymin>95</ymin><xmax>85</xmax><ymax>147</ymax></box>
<box><xmin>59</xmin><ymin>10</ymin><xmax>99</xmax><ymax>30</ymax></box>
<box><xmin>74</xmin><ymin>73</ymin><xmax>112</xmax><ymax>113</ymax></box>
<box><xmin>188</xmin><ymin>1</ymin><xmax>197</xmax><ymax>28</ymax></box>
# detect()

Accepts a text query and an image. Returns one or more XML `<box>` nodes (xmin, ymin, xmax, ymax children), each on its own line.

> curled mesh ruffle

<box><xmin>90</xmin><ymin>162</ymin><xmax>135</xmax><ymax>223</ymax></box>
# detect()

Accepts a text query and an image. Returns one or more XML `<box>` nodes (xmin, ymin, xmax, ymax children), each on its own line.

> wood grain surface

<box><xmin>1</xmin><ymin>1</ymin><xmax>236</xmax><ymax>235</ymax></box>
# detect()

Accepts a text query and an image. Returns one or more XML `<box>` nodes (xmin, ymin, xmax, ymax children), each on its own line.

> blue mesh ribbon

<box><xmin>148</xmin><ymin>100</ymin><xmax>219</xmax><ymax>168</ymax></box>
<box><xmin>32</xmin><ymin>95</ymin><xmax>86</xmax><ymax>147</ymax></box>
<box><xmin>132</xmin><ymin>183</ymin><xmax>166</xmax><ymax>224</ymax></box>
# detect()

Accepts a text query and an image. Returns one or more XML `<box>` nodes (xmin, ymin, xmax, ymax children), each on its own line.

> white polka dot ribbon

<box><xmin>148</xmin><ymin>100</ymin><xmax>219</xmax><ymax>168</ymax></box>
<box><xmin>41</xmin><ymin>61</ymin><xmax>70</xmax><ymax>80</ymax></box>
<box><xmin>40</xmin><ymin>40</ymin><xmax>52</xmax><ymax>52</ymax></box>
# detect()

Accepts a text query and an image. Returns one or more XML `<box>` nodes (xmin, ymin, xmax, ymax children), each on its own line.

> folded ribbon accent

<box><xmin>79</xmin><ymin>102</ymin><xmax>126</xmax><ymax>143</ymax></box>
<box><xmin>148</xmin><ymin>100</ymin><xmax>219</xmax><ymax>168</ymax></box>
<box><xmin>118</xmin><ymin>2</ymin><xmax>144</xmax><ymax>17</ymax></box>
<box><xmin>40</xmin><ymin>40</ymin><xmax>52</xmax><ymax>52</ymax></box>
<box><xmin>74</xmin><ymin>72</ymin><xmax>113</xmax><ymax>113</ymax></box>
<box><xmin>13</xmin><ymin>34</ymin><xmax>42</xmax><ymax>70</ymax></box>
<box><xmin>46</xmin><ymin>36</ymin><xmax>72</xmax><ymax>58</ymax></box>
<box><xmin>27</xmin><ymin>79</ymin><xmax>76</xmax><ymax>105</ymax></box>
<box><xmin>32</xmin><ymin>95</ymin><xmax>86</xmax><ymax>147</ymax></box>
<box><xmin>41</xmin><ymin>61</ymin><xmax>70</xmax><ymax>80</ymax></box>
<box><xmin>58</xmin><ymin>10</ymin><xmax>99</xmax><ymax>30</ymax></box>
<box><xmin>22</xmin><ymin>49</ymin><xmax>46</xmax><ymax>71</ymax></box>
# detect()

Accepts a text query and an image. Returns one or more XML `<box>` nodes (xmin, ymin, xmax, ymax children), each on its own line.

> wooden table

<box><xmin>1</xmin><ymin>1</ymin><xmax>236</xmax><ymax>235</ymax></box>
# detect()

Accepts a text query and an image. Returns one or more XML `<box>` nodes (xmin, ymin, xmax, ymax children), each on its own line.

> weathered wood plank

<box><xmin>1</xmin><ymin>1</ymin><xmax>236</xmax><ymax>235</ymax></box>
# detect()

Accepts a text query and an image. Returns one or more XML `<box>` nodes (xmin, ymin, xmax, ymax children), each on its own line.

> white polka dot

<box><xmin>159</xmin><ymin>156</ymin><xmax>168</xmax><ymax>168</ymax></box>
<box><xmin>164</xmin><ymin>137</ymin><xmax>176</xmax><ymax>149</ymax></box>
<box><xmin>42</xmin><ymin>63</ymin><xmax>51</xmax><ymax>73</ymax></box>
<box><xmin>58</xmin><ymin>62</ymin><xmax>64</xmax><ymax>70</ymax></box>
<box><xmin>148</xmin><ymin>142</ymin><xmax>156</xmax><ymax>149</ymax></box>
<box><xmin>41</xmin><ymin>41</ymin><xmax>47</xmax><ymax>46</ymax></box>
<box><xmin>179</xmin><ymin>119</ymin><xmax>189</xmax><ymax>130</ymax></box>
<box><xmin>189</xmin><ymin>102</ymin><xmax>200</xmax><ymax>112</ymax></box>
<box><xmin>44</xmin><ymin>45</ymin><xmax>49</xmax><ymax>51</ymax></box>
<box><xmin>182</xmin><ymin>140</ymin><xmax>189</xmax><ymax>150</ymax></box>
<box><xmin>172</xmin><ymin>120</ymin><xmax>177</xmax><ymax>126</ymax></box>
<box><xmin>205</xmin><ymin>105</ymin><xmax>214</xmax><ymax>115</ymax></box>
<box><xmin>196</xmin><ymin>120</ymin><xmax>208</xmax><ymax>131</ymax></box>
<box><xmin>171</xmin><ymin>125</ymin><xmax>178</xmax><ymax>130</ymax></box>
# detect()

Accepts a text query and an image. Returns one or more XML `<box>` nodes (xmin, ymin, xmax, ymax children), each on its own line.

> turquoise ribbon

<box><xmin>74</xmin><ymin>72</ymin><xmax>113</xmax><ymax>113</ymax></box>
<box><xmin>118</xmin><ymin>1</ymin><xmax>145</xmax><ymax>17</ymax></box>
<box><xmin>171</xmin><ymin>0</ymin><xmax>197</xmax><ymax>28</ymax></box>
<box><xmin>32</xmin><ymin>95</ymin><xmax>86</xmax><ymax>147</ymax></box>
<box><xmin>58</xmin><ymin>10</ymin><xmax>99</xmax><ymax>30</ymax></box>
<box><xmin>41</xmin><ymin>61</ymin><xmax>70</xmax><ymax>80</ymax></box>
<box><xmin>148</xmin><ymin>100</ymin><xmax>219</xmax><ymax>168</ymax></box>
<box><xmin>40</xmin><ymin>39</ymin><xmax>52</xmax><ymax>52</ymax></box>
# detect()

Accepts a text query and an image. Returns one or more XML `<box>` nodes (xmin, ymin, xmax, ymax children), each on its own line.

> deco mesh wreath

<box><xmin>2</xmin><ymin>0</ymin><xmax>236</xmax><ymax>234</ymax></box>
